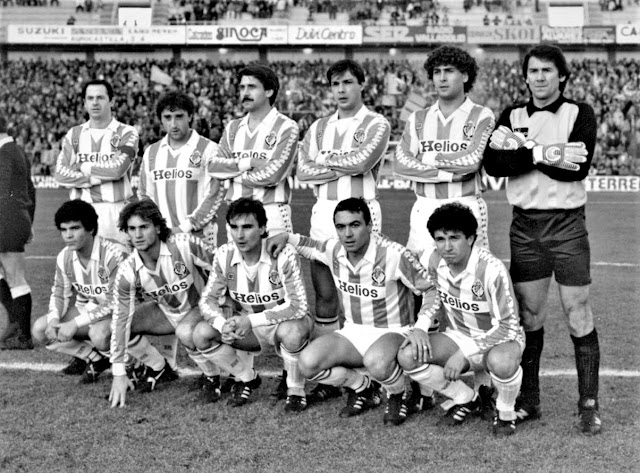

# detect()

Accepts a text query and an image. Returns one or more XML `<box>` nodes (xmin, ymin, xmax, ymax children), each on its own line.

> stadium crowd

<box><xmin>0</xmin><ymin>56</ymin><xmax>638</xmax><ymax>176</ymax></box>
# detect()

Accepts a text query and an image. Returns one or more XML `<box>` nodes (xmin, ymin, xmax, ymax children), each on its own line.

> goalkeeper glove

<box><xmin>489</xmin><ymin>126</ymin><xmax>527</xmax><ymax>150</ymax></box>
<box><xmin>532</xmin><ymin>142</ymin><xmax>587</xmax><ymax>171</ymax></box>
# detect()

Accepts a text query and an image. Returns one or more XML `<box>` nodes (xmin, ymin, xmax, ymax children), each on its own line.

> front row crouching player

<box><xmin>269</xmin><ymin>198</ymin><xmax>434</xmax><ymax>425</ymax></box>
<box><xmin>109</xmin><ymin>200</ymin><xmax>220</xmax><ymax>408</ymax></box>
<box><xmin>195</xmin><ymin>198</ymin><xmax>311</xmax><ymax>412</ymax></box>
<box><xmin>32</xmin><ymin>200</ymin><xmax>129</xmax><ymax>381</ymax></box>
<box><xmin>398</xmin><ymin>203</ymin><xmax>525</xmax><ymax>436</ymax></box>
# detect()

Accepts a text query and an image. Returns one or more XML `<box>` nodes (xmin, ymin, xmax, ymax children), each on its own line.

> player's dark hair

<box><xmin>427</xmin><ymin>202</ymin><xmax>478</xmax><ymax>240</ymax></box>
<box><xmin>334</xmin><ymin>198</ymin><xmax>372</xmax><ymax>226</ymax></box>
<box><xmin>118</xmin><ymin>200</ymin><xmax>171</xmax><ymax>242</ymax></box>
<box><xmin>155</xmin><ymin>91</ymin><xmax>195</xmax><ymax>120</ymax></box>
<box><xmin>55</xmin><ymin>199</ymin><xmax>99</xmax><ymax>236</ymax></box>
<box><xmin>522</xmin><ymin>44</ymin><xmax>571</xmax><ymax>92</ymax></box>
<box><xmin>424</xmin><ymin>45</ymin><xmax>478</xmax><ymax>93</ymax></box>
<box><xmin>326</xmin><ymin>59</ymin><xmax>366</xmax><ymax>85</ymax></box>
<box><xmin>82</xmin><ymin>79</ymin><xmax>114</xmax><ymax>101</ymax></box>
<box><xmin>226</xmin><ymin>197</ymin><xmax>268</xmax><ymax>238</ymax></box>
<box><xmin>238</xmin><ymin>64</ymin><xmax>280</xmax><ymax>106</ymax></box>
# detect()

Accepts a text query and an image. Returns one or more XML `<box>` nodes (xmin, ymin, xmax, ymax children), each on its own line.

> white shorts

<box><xmin>442</xmin><ymin>328</ymin><xmax>525</xmax><ymax>373</ymax></box>
<box><xmin>336</xmin><ymin>321</ymin><xmax>410</xmax><ymax>357</ymax></box>
<box><xmin>225</xmin><ymin>202</ymin><xmax>292</xmax><ymax>241</ymax></box>
<box><xmin>310</xmin><ymin>198</ymin><xmax>382</xmax><ymax>241</ymax></box>
<box><xmin>406</xmin><ymin>194</ymin><xmax>489</xmax><ymax>255</ymax></box>
<box><xmin>93</xmin><ymin>201</ymin><xmax>128</xmax><ymax>244</ymax></box>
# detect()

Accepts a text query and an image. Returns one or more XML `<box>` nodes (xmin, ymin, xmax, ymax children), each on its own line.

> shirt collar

<box><xmin>436</xmin><ymin>244</ymin><xmax>481</xmax><ymax>279</ymax></box>
<box><xmin>230</xmin><ymin>239</ymin><xmax>271</xmax><ymax>267</ymax></box>
<box><xmin>238</xmin><ymin>107</ymin><xmax>279</xmax><ymax>130</ymax></box>
<box><xmin>327</xmin><ymin>105</ymin><xmax>368</xmax><ymax>123</ymax></box>
<box><xmin>72</xmin><ymin>235</ymin><xmax>101</xmax><ymax>264</ymax></box>
<box><xmin>133</xmin><ymin>240</ymin><xmax>171</xmax><ymax>271</ymax></box>
<box><xmin>526</xmin><ymin>95</ymin><xmax>567</xmax><ymax>116</ymax></box>
<box><xmin>81</xmin><ymin>118</ymin><xmax>120</xmax><ymax>132</ymax></box>
<box><xmin>159</xmin><ymin>129</ymin><xmax>200</xmax><ymax>151</ymax></box>
<box><xmin>336</xmin><ymin>233</ymin><xmax>377</xmax><ymax>268</ymax></box>
<box><xmin>433</xmin><ymin>97</ymin><xmax>474</xmax><ymax>116</ymax></box>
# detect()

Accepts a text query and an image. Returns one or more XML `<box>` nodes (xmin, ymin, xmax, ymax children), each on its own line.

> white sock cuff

<box><xmin>10</xmin><ymin>285</ymin><xmax>31</xmax><ymax>299</ymax></box>
<box><xmin>490</xmin><ymin>366</ymin><xmax>523</xmax><ymax>385</ymax></box>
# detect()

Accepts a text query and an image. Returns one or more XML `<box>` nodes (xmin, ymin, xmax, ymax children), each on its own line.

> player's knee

<box><xmin>486</xmin><ymin>351</ymin><xmax>520</xmax><ymax>379</ymax></box>
<box><xmin>363</xmin><ymin>350</ymin><xmax>395</xmax><ymax>380</ymax></box>
<box><xmin>276</xmin><ymin>321</ymin><xmax>309</xmax><ymax>351</ymax></box>
<box><xmin>174</xmin><ymin>322</ymin><xmax>195</xmax><ymax>347</ymax></box>
<box><xmin>298</xmin><ymin>348</ymin><xmax>321</xmax><ymax>378</ymax></box>
<box><xmin>397</xmin><ymin>345</ymin><xmax>419</xmax><ymax>371</ymax></box>
<box><xmin>88</xmin><ymin>324</ymin><xmax>111</xmax><ymax>351</ymax></box>
<box><xmin>31</xmin><ymin>316</ymin><xmax>49</xmax><ymax>344</ymax></box>
<box><xmin>192</xmin><ymin>321</ymin><xmax>216</xmax><ymax>350</ymax></box>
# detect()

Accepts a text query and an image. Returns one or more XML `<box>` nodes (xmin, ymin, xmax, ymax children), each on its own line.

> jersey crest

<box><xmin>463</xmin><ymin>121</ymin><xmax>476</xmax><ymax>140</ymax></box>
<box><xmin>471</xmin><ymin>279</ymin><xmax>485</xmax><ymax>298</ymax></box>
<box><xmin>98</xmin><ymin>267</ymin><xmax>109</xmax><ymax>283</ymax></box>
<box><xmin>174</xmin><ymin>261</ymin><xmax>187</xmax><ymax>277</ymax></box>
<box><xmin>110</xmin><ymin>134</ymin><xmax>121</xmax><ymax>149</ymax></box>
<box><xmin>268</xmin><ymin>269</ymin><xmax>282</xmax><ymax>288</ymax></box>
<box><xmin>265</xmin><ymin>131</ymin><xmax>277</xmax><ymax>149</ymax></box>
<box><xmin>190</xmin><ymin>149</ymin><xmax>202</xmax><ymax>166</ymax></box>
<box><xmin>354</xmin><ymin>128</ymin><xmax>365</xmax><ymax>144</ymax></box>
<box><xmin>371</xmin><ymin>266</ymin><xmax>386</xmax><ymax>286</ymax></box>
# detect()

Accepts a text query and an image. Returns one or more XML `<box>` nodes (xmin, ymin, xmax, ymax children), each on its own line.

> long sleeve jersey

<box><xmin>200</xmin><ymin>240</ymin><xmax>308</xmax><ymax>333</ymax></box>
<box><xmin>394</xmin><ymin>97</ymin><xmax>495</xmax><ymax>199</ymax></box>
<box><xmin>138</xmin><ymin>130</ymin><xmax>224</xmax><ymax>232</ymax></box>
<box><xmin>289</xmin><ymin>232</ymin><xmax>437</xmax><ymax>328</ymax></box>
<box><xmin>47</xmin><ymin>236</ymin><xmax>128</xmax><ymax>327</ymax></box>
<box><xmin>416</xmin><ymin>246</ymin><xmax>524</xmax><ymax>358</ymax></box>
<box><xmin>483</xmin><ymin>96</ymin><xmax>596</xmax><ymax>210</ymax></box>
<box><xmin>208</xmin><ymin>107</ymin><xmax>298</xmax><ymax>204</ymax></box>
<box><xmin>55</xmin><ymin>118</ymin><xmax>139</xmax><ymax>203</ymax></box>
<box><xmin>110</xmin><ymin>233</ymin><xmax>213</xmax><ymax>374</ymax></box>
<box><xmin>296</xmin><ymin>105</ymin><xmax>390</xmax><ymax>201</ymax></box>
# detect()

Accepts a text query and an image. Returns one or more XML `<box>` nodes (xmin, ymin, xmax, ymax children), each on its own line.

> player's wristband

<box><xmin>112</xmin><ymin>362</ymin><xmax>127</xmax><ymax>377</ymax></box>
<box><xmin>238</xmin><ymin>158</ymin><xmax>252</xmax><ymax>172</ymax></box>
<box><xmin>179</xmin><ymin>220</ymin><xmax>194</xmax><ymax>233</ymax></box>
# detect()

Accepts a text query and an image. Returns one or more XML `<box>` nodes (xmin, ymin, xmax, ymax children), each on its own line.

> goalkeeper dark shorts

<box><xmin>0</xmin><ymin>205</ymin><xmax>31</xmax><ymax>253</ymax></box>
<box><xmin>509</xmin><ymin>205</ymin><xmax>591</xmax><ymax>286</ymax></box>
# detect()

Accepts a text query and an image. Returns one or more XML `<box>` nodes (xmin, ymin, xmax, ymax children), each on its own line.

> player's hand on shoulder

<box><xmin>109</xmin><ymin>375</ymin><xmax>133</xmax><ymax>408</ymax></box>
<box><xmin>489</xmin><ymin>125</ymin><xmax>527</xmax><ymax>150</ymax></box>
<box><xmin>532</xmin><ymin>142</ymin><xmax>587</xmax><ymax>171</ymax></box>
<box><xmin>266</xmin><ymin>233</ymin><xmax>289</xmax><ymax>258</ymax></box>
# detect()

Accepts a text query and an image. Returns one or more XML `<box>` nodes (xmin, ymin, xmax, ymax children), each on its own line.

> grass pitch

<box><xmin>0</xmin><ymin>188</ymin><xmax>639</xmax><ymax>473</ymax></box>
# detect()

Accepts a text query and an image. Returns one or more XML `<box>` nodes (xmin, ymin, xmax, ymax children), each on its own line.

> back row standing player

<box><xmin>484</xmin><ymin>44</ymin><xmax>601</xmax><ymax>435</ymax></box>
<box><xmin>54</xmin><ymin>79</ymin><xmax>138</xmax><ymax>244</ymax></box>
<box><xmin>138</xmin><ymin>90</ymin><xmax>225</xmax><ymax>369</ymax></box>
<box><xmin>296</xmin><ymin>59</ymin><xmax>391</xmax><ymax>401</ymax></box>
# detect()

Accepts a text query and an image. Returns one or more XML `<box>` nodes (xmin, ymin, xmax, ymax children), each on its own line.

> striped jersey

<box><xmin>110</xmin><ymin>233</ymin><xmax>213</xmax><ymax>368</ymax></box>
<box><xmin>483</xmin><ymin>97</ymin><xmax>596</xmax><ymax>210</ymax></box>
<box><xmin>417</xmin><ymin>246</ymin><xmax>524</xmax><ymax>357</ymax></box>
<box><xmin>200</xmin><ymin>240</ymin><xmax>308</xmax><ymax>332</ymax></box>
<box><xmin>55</xmin><ymin>119</ymin><xmax>139</xmax><ymax>204</ymax></box>
<box><xmin>289</xmin><ymin>232</ymin><xmax>434</xmax><ymax>328</ymax></box>
<box><xmin>139</xmin><ymin>130</ymin><xmax>224</xmax><ymax>231</ymax></box>
<box><xmin>297</xmin><ymin>105</ymin><xmax>390</xmax><ymax>201</ymax></box>
<box><xmin>47</xmin><ymin>236</ymin><xmax>128</xmax><ymax>327</ymax></box>
<box><xmin>208</xmin><ymin>107</ymin><xmax>298</xmax><ymax>204</ymax></box>
<box><xmin>395</xmin><ymin>98</ymin><xmax>494</xmax><ymax>199</ymax></box>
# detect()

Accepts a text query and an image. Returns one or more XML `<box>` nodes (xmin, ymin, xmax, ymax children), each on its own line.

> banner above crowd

<box><xmin>5</xmin><ymin>23</ymin><xmax>640</xmax><ymax>45</ymax></box>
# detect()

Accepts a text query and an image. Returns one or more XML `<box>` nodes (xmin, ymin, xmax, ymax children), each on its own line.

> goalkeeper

<box><xmin>483</xmin><ymin>44</ymin><xmax>601</xmax><ymax>436</ymax></box>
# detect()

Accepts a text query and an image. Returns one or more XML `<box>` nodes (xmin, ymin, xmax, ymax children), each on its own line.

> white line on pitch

<box><xmin>0</xmin><ymin>362</ymin><xmax>637</xmax><ymax>378</ymax></box>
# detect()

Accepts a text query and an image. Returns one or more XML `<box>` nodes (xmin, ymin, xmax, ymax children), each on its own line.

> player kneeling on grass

<box><xmin>194</xmin><ymin>198</ymin><xmax>311</xmax><ymax>412</ymax></box>
<box><xmin>398</xmin><ymin>203</ymin><xmax>525</xmax><ymax>436</ymax></box>
<box><xmin>269</xmin><ymin>198</ymin><xmax>435</xmax><ymax>425</ymax></box>
<box><xmin>32</xmin><ymin>200</ymin><xmax>162</xmax><ymax>383</ymax></box>
<box><xmin>109</xmin><ymin>200</ymin><xmax>221</xmax><ymax>408</ymax></box>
